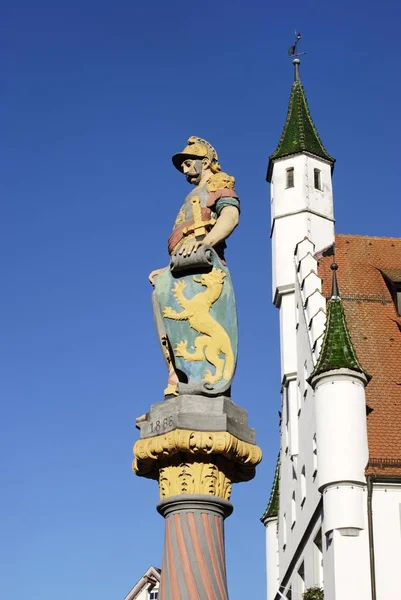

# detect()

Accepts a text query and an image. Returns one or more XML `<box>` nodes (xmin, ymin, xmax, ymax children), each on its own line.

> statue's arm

<box><xmin>149</xmin><ymin>267</ymin><xmax>168</xmax><ymax>285</ymax></box>
<box><xmin>202</xmin><ymin>205</ymin><xmax>239</xmax><ymax>248</ymax></box>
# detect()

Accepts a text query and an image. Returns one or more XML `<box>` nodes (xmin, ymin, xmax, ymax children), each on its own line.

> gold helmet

<box><xmin>172</xmin><ymin>136</ymin><xmax>221</xmax><ymax>173</ymax></box>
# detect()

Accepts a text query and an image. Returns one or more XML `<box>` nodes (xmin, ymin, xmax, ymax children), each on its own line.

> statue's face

<box><xmin>181</xmin><ymin>158</ymin><xmax>203</xmax><ymax>185</ymax></box>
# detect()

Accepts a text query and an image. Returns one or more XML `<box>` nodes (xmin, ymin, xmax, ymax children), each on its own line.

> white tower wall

<box><xmin>323</xmin><ymin>527</ymin><xmax>372</xmax><ymax>600</ymax></box>
<box><xmin>265</xmin><ymin>518</ymin><xmax>279</xmax><ymax>600</ymax></box>
<box><xmin>314</xmin><ymin>371</ymin><xmax>369</xmax><ymax>490</ymax></box>
<box><xmin>270</xmin><ymin>153</ymin><xmax>334</xmax><ymax>304</ymax></box>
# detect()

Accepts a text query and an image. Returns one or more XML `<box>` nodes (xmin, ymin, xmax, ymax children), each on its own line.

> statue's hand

<box><xmin>149</xmin><ymin>267</ymin><xmax>167</xmax><ymax>286</ymax></box>
<box><xmin>178</xmin><ymin>239</ymin><xmax>204</xmax><ymax>258</ymax></box>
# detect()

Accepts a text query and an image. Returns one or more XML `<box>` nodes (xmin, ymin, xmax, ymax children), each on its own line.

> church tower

<box><xmin>269</xmin><ymin>58</ymin><xmax>335</xmax><ymax>309</ymax></box>
<box><xmin>262</xmin><ymin>55</ymin><xmax>374</xmax><ymax>600</ymax></box>
<box><xmin>268</xmin><ymin>58</ymin><xmax>336</xmax><ymax>421</ymax></box>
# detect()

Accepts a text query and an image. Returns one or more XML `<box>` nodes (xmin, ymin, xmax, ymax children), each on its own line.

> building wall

<box><xmin>276</xmin><ymin>270</ymin><xmax>322</xmax><ymax>586</ymax></box>
<box><xmin>271</xmin><ymin>239</ymin><xmax>373</xmax><ymax>600</ymax></box>
<box><xmin>278</xmin><ymin>517</ymin><xmax>324</xmax><ymax>598</ymax></box>
<box><xmin>267</xmin><ymin>142</ymin><xmax>384</xmax><ymax>600</ymax></box>
<box><xmin>372</xmin><ymin>482</ymin><xmax>401</xmax><ymax>599</ymax></box>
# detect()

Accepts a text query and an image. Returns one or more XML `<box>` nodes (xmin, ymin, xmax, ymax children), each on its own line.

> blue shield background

<box><xmin>154</xmin><ymin>254</ymin><xmax>238</xmax><ymax>394</ymax></box>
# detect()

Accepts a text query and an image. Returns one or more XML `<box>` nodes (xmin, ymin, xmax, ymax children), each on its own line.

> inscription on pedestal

<box><xmin>149</xmin><ymin>415</ymin><xmax>174</xmax><ymax>434</ymax></box>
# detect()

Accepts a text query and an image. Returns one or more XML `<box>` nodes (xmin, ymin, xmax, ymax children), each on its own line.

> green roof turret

<box><xmin>309</xmin><ymin>264</ymin><xmax>371</xmax><ymax>384</ymax></box>
<box><xmin>267</xmin><ymin>59</ymin><xmax>335</xmax><ymax>182</ymax></box>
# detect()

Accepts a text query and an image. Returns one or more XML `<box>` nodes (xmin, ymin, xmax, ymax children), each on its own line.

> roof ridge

<box><xmin>336</xmin><ymin>233</ymin><xmax>401</xmax><ymax>242</ymax></box>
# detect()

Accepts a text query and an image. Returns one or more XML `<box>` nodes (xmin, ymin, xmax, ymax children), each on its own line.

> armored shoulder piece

<box><xmin>207</xmin><ymin>172</ymin><xmax>236</xmax><ymax>193</ymax></box>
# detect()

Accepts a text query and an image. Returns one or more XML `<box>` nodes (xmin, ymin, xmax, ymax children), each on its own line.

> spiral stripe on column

<box><xmin>162</xmin><ymin>516</ymin><xmax>181</xmax><ymax>600</ymax></box>
<box><xmin>187</xmin><ymin>512</ymin><xmax>219</xmax><ymax>600</ymax></box>
<box><xmin>200</xmin><ymin>512</ymin><xmax>228</xmax><ymax>600</ymax></box>
<box><xmin>208</xmin><ymin>512</ymin><xmax>227</xmax><ymax>592</ymax></box>
<box><xmin>214</xmin><ymin>514</ymin><xmax>227</xmax><ymax>580</ymax></box>
<box><xmin>174</xmin><ymin>512</ymin><xmax>201</xmax><ymax>598</ymax></box>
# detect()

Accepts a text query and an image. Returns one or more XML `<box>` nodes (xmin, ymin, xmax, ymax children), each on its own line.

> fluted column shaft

<box><xmin>157</xmin><ymin>495</ymin><xmax>233</xmax><ymax>600</ymax></box>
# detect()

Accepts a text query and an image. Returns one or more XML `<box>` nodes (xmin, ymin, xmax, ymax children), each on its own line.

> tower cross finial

<box><xmin>330</xmin><ymin>262</ymin><xmax>340</xmax><ymax>299</ymax></box>
<box><xmin>288</xmin><ymin>31</ymin><xmax>306</xmax><ymax>81</ymax></box>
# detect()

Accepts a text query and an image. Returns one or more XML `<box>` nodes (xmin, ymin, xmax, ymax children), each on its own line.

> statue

<box><xmin>149</xmin><ymin>136</ymin><xmax>240</xmax><ymax>398</ymax></box>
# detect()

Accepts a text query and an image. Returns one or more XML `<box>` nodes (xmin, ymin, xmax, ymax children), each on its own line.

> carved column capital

<box><xmin>133</xmin><ymin>429</ymin><xmax>262</xmax><ymax>500</ymax></box>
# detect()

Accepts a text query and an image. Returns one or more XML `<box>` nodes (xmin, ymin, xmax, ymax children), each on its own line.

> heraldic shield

<box><xmin>153</xmin><ymin>246</ymin><xmax>238</xmax><ymax>396</ymax></box>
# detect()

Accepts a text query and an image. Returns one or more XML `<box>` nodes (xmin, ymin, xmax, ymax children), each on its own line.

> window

<box><xmin>283</xmin><ymin>512</ymin><xmax>287</xmax><ymax>549</ymax></box>
<box><xmin>303</xmin><ymin>362</ymin><xmax>308</xmax><ymax>398</ymax></box>
<box><xmin>291</xmin><ymin>492</ymin><xmax>296</xmax><ymax>528</ymax></box>
<box><xmin>381</xmin><ymin>270</ymin><xmax>401</xmax><ymax>316</ymax></box>
<box><xmin>286</xmin><ymin>167</ymin><xmax>294</xmax><ymax>188</ymax></box>
<box><xmin>149</xmin><ymin>592</ymin><xmax>158</xmax><ymax>600</ymax></box>
<box><xmin>314</xmin><ymin>168</ymin><xmax>322</xmax><ymax>190</ymax></box>
<box><xmin>301</xmin><ymin>466</ymin><xmax>306</xmax><ymax>506</ymax></box>
<box><xmin>297</xmin><ymin>383</ymin><xmax>302</xmax><ymax>415</ymax></box>
<box><xmin>312</xmin><ymin>434</ymin><xmax>318</xmax><ymax>479</ymax></box>
<box><xmin>284</xmin><ymin>386</ymin><xmax>289</xmax><ymax>452</ymax></box>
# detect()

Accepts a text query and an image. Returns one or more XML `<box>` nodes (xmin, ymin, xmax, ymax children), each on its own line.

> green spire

<box><xmin>309</xmin><ymin>264</ymin><xmax>371</xmax><ymax>383</ymax></box>
<box><xmin>267</xmin><ymin>61</ymin><xmax>335</xmax><ymax>182</ymax></box>
<box><xmin>261</xmin><ymin>454</ymin><xmax>280</xmax><ymax>525</ymax></box>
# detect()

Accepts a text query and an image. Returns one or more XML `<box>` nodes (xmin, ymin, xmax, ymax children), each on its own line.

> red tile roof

<box><xmin>318</xmin><ymin>234</ymin><xmax>401</xmax><ymax>476</ymax></box>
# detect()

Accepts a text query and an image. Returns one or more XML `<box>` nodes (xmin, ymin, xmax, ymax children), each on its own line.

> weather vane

<box><xmin>288</xmin><ymin>31</ymin><xmax>306</xmax><ymax>58</ymax></box>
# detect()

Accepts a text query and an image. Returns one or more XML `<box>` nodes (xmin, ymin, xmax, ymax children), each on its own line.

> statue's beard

<box><xmin>185</xmin><ymin>159</ymin><xmax>203</xmax><ymax>185</ymax></box>
<box><xmin>186</xmin><ymin>171</ymin><xmax>201</xmax><ymax>185</ymax></box>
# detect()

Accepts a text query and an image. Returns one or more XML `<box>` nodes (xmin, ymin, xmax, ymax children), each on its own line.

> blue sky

<box><xmin>2</xmin><ymin>1</ymin><xmax>401</xmax><ymax>599</ymax></box>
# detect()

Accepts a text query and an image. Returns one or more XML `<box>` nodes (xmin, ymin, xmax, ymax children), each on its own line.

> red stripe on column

<box><xmin>174</xmin><ymin>513</ymin><xmax>200</xmax><ymax>599</ymax></box>
<box><xmin>201</xmin><ymin>512</ymin><xmax>227</xmax><ymax>600</ymax></box>
<box><xmin>214</xmin><ymin>515</ymin><xmax>227</xmax><ymax>578</ymax></box>
<box><xmin>159</xmin><ymin>519</ymin><xmax>167</xmax><ymax>600</ymax></box>
<box><xmin>166</xmin><ymin>516</ymin><xmax>181</xmax><ymax>600</ymax></box>
<box><xmin>187</xmin><ymin>512</ymin><xmax>217</xmax><ymax>600</ymax></box>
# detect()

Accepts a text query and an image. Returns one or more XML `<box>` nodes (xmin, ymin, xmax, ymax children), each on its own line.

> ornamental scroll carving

<box><xmin>133</xmin><ymin>430</ymin><xmax>262</xmax><ymax>488</ymax></box>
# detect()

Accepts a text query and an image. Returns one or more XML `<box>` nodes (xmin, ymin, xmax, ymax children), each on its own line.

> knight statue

<box><xmin>149</xmin><ymin>136</ymin><xmax>240</xmax><ymax>398</ymax></box>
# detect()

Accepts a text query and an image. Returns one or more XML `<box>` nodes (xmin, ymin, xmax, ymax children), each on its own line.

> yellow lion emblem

<box><xmin>163</xmin><ymin>269</ymin><xmax>234</xmax><ymax>384</ymax></box>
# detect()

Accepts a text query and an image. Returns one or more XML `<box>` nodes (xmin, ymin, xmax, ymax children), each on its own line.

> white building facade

<box><xmin>262</xmin><ymin>60</ymin><xmax>401</xmax><ymax>600</ymax></box>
